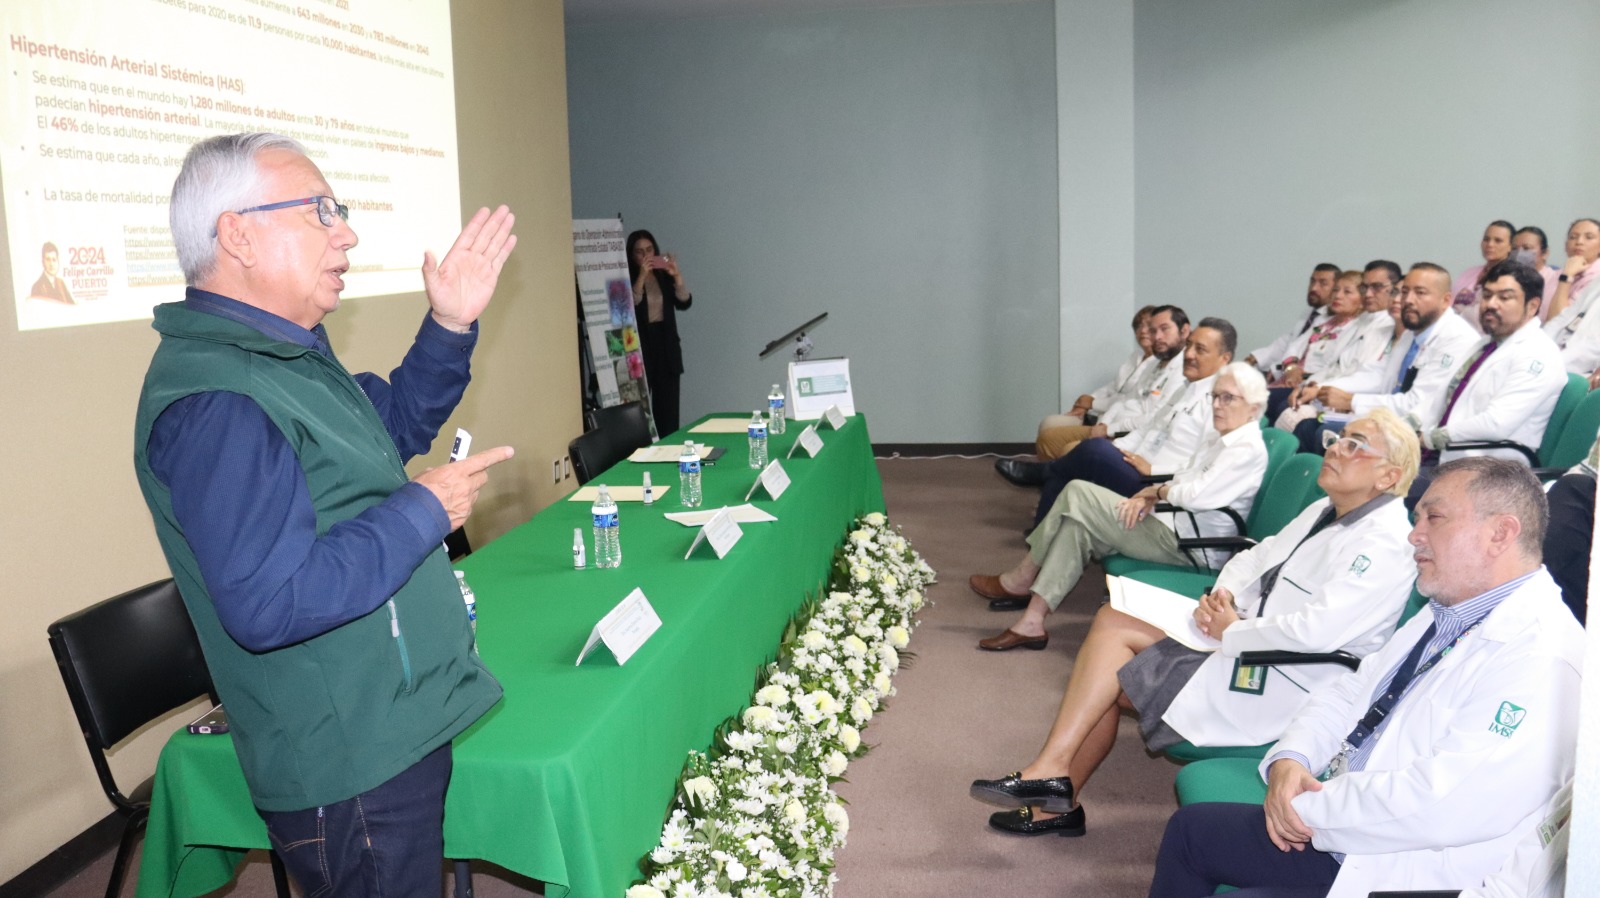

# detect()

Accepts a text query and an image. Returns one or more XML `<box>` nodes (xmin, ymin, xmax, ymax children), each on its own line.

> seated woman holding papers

<box><xmin>972</xmin><ymin>362</ymin><xmax>1269</xmax><ymax>651</ymax></box>
<box><xmin>968</xmin><ymin>408</ymin><xmax>1420</xmax><ymax>837</ymax></box>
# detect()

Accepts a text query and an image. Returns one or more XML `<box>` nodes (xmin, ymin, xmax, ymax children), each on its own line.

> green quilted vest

<box><xmin>132</xmin><ymin>302</ymin><xmax>501</xmax><ymax>811</ymax></box>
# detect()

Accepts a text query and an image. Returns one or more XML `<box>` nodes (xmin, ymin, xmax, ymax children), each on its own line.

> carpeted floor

<box><xmin>43</xmin><ymin>456</ymin><xmax>1175</xmax><ymax>898</ymax></box>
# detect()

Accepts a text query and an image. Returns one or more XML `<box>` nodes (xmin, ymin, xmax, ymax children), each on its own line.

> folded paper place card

<box><xmin>576</xmin><ymin>588</ymin><xmax>662</xmax><ymax>666</ymax></box>
<box><xmin>822</xmin><ymin>405</ymin><xmax>848</xmax><ymax>430</ymax></box>
<box><xmin>787</xmin><ymin>424</ymin><xmax>824</xmax><ymax>459</ymax></box>
<box><xmin>743</xmin><ymin>460</ymin><xmax>791</xmax><ymax>501</ymax></box>
<box><xmin>684</xmin><ymin>506</ymin><xmax>744</xmax><ymax>559</ymax></box>
<box><xmin>664</xmin><ymin>504</ymin><xmax>778</xmax><ymax>526</ymax></box>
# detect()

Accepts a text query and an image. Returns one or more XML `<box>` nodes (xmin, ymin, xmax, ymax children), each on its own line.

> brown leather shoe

<box><xmin>969</xmin><ymin>574</ymin><xmax>1030</xmax><ymax>602</ymax></box>
<box><xmin>978</xmin><ymin>629</ymin><xmax>1049</xmax><ymax>651</ymax></box>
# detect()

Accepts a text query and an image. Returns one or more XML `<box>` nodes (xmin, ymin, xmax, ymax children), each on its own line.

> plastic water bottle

<box><xmin>679</xmin><ymin>441</ymin><xmax>703</xmax><ymax>507</ymax></box>
<box><xmin>572</xmin><ymin>527</ymin><xmax>586</xmax><ymax>569</ymax></box>
<box><xmin>748</xmin><ymin>411</ymin><xmax>769</xmax><ymax>469</ymax></box>
<box><xmin>642</xmin><ymin>471</ymin><xmax>654</xmax><ymax>505</ymax></box>
<box><xmin>591</xmin><ymin>485</ymin><xmax>621</xmax><ymax>568</ymax></box>
<box><xmin>768</xmin><ymin>384</ymin><xmax>787</xmax><ymax>435</ymax></box>
<box><xmin>454</xmin><ymin>570</ymin><xmax>478</xmax><ymax>653</ymax></box>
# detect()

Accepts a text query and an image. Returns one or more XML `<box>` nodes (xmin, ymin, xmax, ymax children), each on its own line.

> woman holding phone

<box><xmin>628</xmin><ymin>229</ymin><xmax>694</xmax><ymax>435</ymax></box>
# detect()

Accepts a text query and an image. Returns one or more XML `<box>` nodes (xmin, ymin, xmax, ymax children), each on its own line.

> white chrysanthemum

<box><xmin>887</xmin><ymin>625</ymin><xmax>910</xmax><ymax>649</ymax></box>
<box><xmin>864</xmin><ymin>512</ymin><xmax>886</xmax><ymax>527</ymax></box>
<box><xmin>873</xmin><ymin>670</ymin><xmax>893</xmax><ymax>694</ymax></box>
<box><xmin>683</xmin><ymin>776</ymin><xmax>717</xmax><ymax>806</ymax></box>
<box><xmin>880</xmin><ymin>643</ymin><xmax>900</xmax><ymax>671</ymax></box>
<box><xmin>725</xmin><ymin>859</ymin><xmax>748</xmax><ymax>882</ymax></box>
<box><xmin>849</xmin><ymin>528</ymin><xmax>872</xmax><ymax>545</ymax></box>
<box><xmin>628</xmin><ymin>885</ymin><xmax>667</xmax><ymax>898</ymax></box>
<box><xmin>784</xmin><ymin>800</ymin><xmax>806</xmax><ymax>824</ymax></box>
<box><xmin>734</xmin><ymin>797</ymin><xmax>765</xmax><ymax>816</ymax></box>
<box><xmin>650</xmin><ymin>846</ymin><xmax>676</xmax><ymax>865</ymax></box>
<box><xmin>775</xmin><ymin>735</ymin><xmax>798</xmax><ymax>754</ymax></box>
<box><xmin>725</xmin><ymin>730</ymin><xmax>761</xmax><ymax>752</ymax></box>
<box><xmin>844</xmin><ymin>657</ymin><xmax>866</xmax><ymax>677</ymax></box>
<box><xmin>851</xmin><ymin>696</ymin><xmax>874</xmax><ymax>723</ymax></box>
<box><xmin>850</xmin><ymin>565</ymin><xmax>870</xmax><ymax>582</ymax></box>
<box><xmin>756</xmin><ymin>684</ymin><xmax>790</xmax><ymax>707</ymax></box>
<box><xmin>822</xmin><ymin>750</ymin><xmax>847</xmax><ymax>777</ymax></box>
<box><xmin>801</xmin><ymin>630</ymin><xmax>828</xmax><ymax>652</ymax></box>
<box><xmin>809</xmin><ymin>690</ymin><xmax>840</xmax><ymax>715</ymax></box>
<box><xmin>879</xmin><ymin>573</ymin><xmax>898</xmax><ymax>591</ymax></box>
<box><xmin>839</xmin><ymin>724</ymin><xmax>861</xmax><ymax>752</ymax></box>
<box><xmin>823</xmin><ymin>802</ymin><xmax>849</xmax><ymax>839</ymax></box>
<box><xmin>841</xmin><ymin>634</ymin><xmax>868</xmax><ymax>658</ymax></box>
<box><xmin>743</xmin><ymin>705</ymin><xmax>778</xmax><ymax>730</ymax></box>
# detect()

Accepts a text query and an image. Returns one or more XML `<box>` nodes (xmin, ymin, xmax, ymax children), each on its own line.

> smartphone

<box><xmin>187</xmin><ymin>703</ymin><xmax>229</xmax><ymax>735</ymax></box>
<box><xmin>648</xmin><ymin>254</ymin><xmax>670</xmax><ymax>270</ymax></box>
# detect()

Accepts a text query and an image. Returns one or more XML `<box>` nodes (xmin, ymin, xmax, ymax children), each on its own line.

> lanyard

<box><xmin>1342</xmin><ymin>616</ymin><xmax>1485</xmax><ymax>752</ymax></box>
<box><xmin>1253</xmin><ymin>507</ymin><xmax>1337</xmax><ymax>617</ymax></box>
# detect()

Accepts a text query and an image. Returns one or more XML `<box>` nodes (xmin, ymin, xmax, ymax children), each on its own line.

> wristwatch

<box><xmin>1560</xmin><ymin>274</ymin><xmax>1571</xmax><ymax>283</ymax></box>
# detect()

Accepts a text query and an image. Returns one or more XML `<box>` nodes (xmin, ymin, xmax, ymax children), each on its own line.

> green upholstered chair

<box><xmin>1103</xmin><ymin>452</ymin><xmax>1328</xmax><ymax>598</ymax></box>
<box><xmin>1446</xmin><ymin>372</ymin><xmax>1587</xmax><ymax>467</ymax></box>
<box><xmin>1532</xmin><ymin>384</ymin><xmax>1600</xmax><ymax>479</ymax></box>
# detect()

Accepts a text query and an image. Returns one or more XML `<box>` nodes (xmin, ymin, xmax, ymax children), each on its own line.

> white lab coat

<box><xmin>1313</xmin><ymin>312</ymin><xmax>1397</xmax><ymax>383</ymax></box>
<box><xmin>1462</xmin><ymin>777</ymin><xmax>1571</xmax><ymax>898</ymax></box>
<box><xmin>1087</xmin><ymin>348</ymin><xmax>1152</xmax><ymax>414</ymax></box>
<box><xmin>1162</xmin><ymin>496</ymin><xmax>1415</xmax><ymax>747</ymax></box>
<box><xmin>1101</xmin><ymin>354</ymin><xmax>1185</xmax><ymax>434</ymax></box>
<box><xmin>1263</xmin><ymin>569</ymin><xmax>1584</xmax><ymax>898</ymax></box>
<box><xmin>1250</xmin><ymin>306</ymin><xmax>1329</xmax><ymax>372</ymax></box>
<box><xmin>1543</xmin><ymin>276</ymin><xmax>1600</xmax><ymax>349</ymax></box>
<box><xmin>1157</xmin><ymin>423</ymin><xmax>1268</xmax><ymax>568</ymax></box>
<box><xmin>1279</xmin><ymin>315</ymin><xmax>1364</xmax><ymax>379</ymax></box>
<box><xmin>1437</xmin><ymin>320</ymin><xmax>1568</xmax><ymax>464</ymax></box>
<box><xmin>1117</xmin><ymin>374</ymin><xmax>1216</xmax><ymax>476</ymax></box>
<box><xmin>1333</xmin><ymin>310</ymin><xmax>1481</xmax><ymax>427</ymax></box>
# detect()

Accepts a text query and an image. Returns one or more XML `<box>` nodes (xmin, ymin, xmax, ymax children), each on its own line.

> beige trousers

<box><xmin>1026</xmin><ymin>479</ymin><xmax>1191</xmax><ymax>610</ymax></box>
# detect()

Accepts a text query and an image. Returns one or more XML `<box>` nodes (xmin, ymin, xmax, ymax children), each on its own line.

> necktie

<box><xmin>1297</xmin><ymin>308</ymin><xmax>1318</xmax><ymax>336</ymax></box>
<box><xmin>1438</xmin><ymin>341</ymin><xmax>1498</xmax><ymax>427</ymax></box>
<box><xmin>1392</xmin><ymin>336</ymin><xmax>1422</xmax><ymax>394</ymax></box>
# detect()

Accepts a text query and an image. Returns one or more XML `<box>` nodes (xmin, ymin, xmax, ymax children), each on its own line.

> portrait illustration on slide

<box><xmin>606</xmin><ymin>277</ymin><xmax>635</xmax><ymax>326</ymax></box>
<box><xmin>28</xmin><ymin>242</ymin><xmax>74</xmax><ymax>305</ymax></box>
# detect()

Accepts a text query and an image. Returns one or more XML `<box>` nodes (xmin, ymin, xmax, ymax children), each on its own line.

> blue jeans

<box><xmin>258</xmin><ymin>743</ymin><xmax>452</xmax><ymax>898</ymax></box>
<box><xmin>1147</xmin><ymin>802</ymin><xmax>1340</xmax><ymax>898</ymax></box>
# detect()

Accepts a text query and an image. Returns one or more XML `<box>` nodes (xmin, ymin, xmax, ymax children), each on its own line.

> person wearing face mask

<box><xmin>1541</xmin><ymin>218</ymin><xmax>1600</xmax><ymax>349</ymax></box>
<box><xmin>1511</xmin><ymin>225</ymin><xmax>1561</xmax><ymax>314</ymax></box>
<box><xmin>1450</xmin><ymin>220</ymin><xmax>1516</xmax><ymax>334</ymax></box>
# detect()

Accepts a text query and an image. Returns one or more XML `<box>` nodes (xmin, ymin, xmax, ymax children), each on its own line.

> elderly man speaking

<box><xmin>1146</xmin><ymin>458</ymin><xmax>1584</xmax><ymax>898</ymax></box>
<box><xmin>132</xmin><ymin>133</ymin><xmax>517</xmax><ymax>896</ymax></box>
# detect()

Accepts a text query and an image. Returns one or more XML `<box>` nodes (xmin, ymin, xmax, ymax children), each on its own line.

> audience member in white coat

<box><xmin>1287</xmin><ymin>264</ymin><xmax>1480</xmax><ymax>455</ymax></box>
<box><xmin>1245</xmin><ymin>263</ymin><xmax>1339</xmax><ymax>373</ymax></box>
<box><xmin>1542</xmin><ymin>218</ymin><xmax>1600</xmax><ymax>348</ymax></box>
<box><xmin>1276</xmin><ymin>261</ymin><xmax>1404</xmax><ymax>432</ymax></box>
<box><xmin>1421</xmin><ymin>261</ymin><xmax>1567</xmax><ymax>468</ymax></box>
<box><xmin>1147</xmin><ymin>458</ymin><xmax>1584</xmax><ymax>898</ymax></box>
<box><xmin>968</xmin><ymin>410</ymin><xmax>1419</xmax><ymax>838</ymax></box>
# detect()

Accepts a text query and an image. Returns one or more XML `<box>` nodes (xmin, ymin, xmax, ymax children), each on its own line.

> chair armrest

<box><xmin>1367</xmin><ymin>892</ymin><xmax>1461</xmax><ymax>898</ymax></box>
<box><xmin>1238</xmin><ymin>650</ymin><xmax>1361</xmax><ymax>671</ymax></box>
<box><xmin>1175</xmin><ymin>536</ymin><xmax>1258</xmax><ymax>552</ymax></box>
<box><xmin>1443</xmin><ymin>440</ymin><xmax>1539</xmax><ymax>466</ymax></box>
<box><xmin>1155</xmin><ymin>503</ymin><xmax>1248</xmax><ymax>536</ymax></box>
<box><xmin>1530</xmin><ymin>465</ymin><xmax>1568</xmax><ymax>480</ymax></box>
<box><xmin>1141</xmin><ymin>474</ymin><xmax>1175</xmax><ymax>484</ymax></box>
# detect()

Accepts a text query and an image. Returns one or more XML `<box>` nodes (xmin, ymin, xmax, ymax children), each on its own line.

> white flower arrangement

<box><xmin>633</xmin><ymin>513</ymin><xmax>935</xmax><ymax>898</ymax></box>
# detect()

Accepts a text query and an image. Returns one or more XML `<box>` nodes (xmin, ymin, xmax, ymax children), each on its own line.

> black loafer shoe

<box><xmin>995</xmin><ymin>458</ymin><xmax>1046</xmax><ymax>487</ymax></box>
<box><xmin>969</xmin><ymin>772</ymin><xmax>1074</xmax><ymax>813</ymax></box>
<box><xmin>988</xmin><ymin>805</ymin><xmax>1086</xmax><ymax>837</ymax></box>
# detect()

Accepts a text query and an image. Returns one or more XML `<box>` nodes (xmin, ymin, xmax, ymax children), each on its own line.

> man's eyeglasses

<box><xmin>1210</xmin><ymin>391</ymin><xmax>1246</xmax><ymax>407</ymax></box>
<box><xmin>1321</xmin><ymin>430</ymin><xmax>1384</xmax><ymax>458</ymax></box>
<box><xmin>1358</xmin><ymin>283</ymin><xmax>1395</xmax><ymax>295</ymax></box>
<box><xmin>235</xmin><ymin>195</ymin><xmax>349</xmax><ymax>228</ymax></box>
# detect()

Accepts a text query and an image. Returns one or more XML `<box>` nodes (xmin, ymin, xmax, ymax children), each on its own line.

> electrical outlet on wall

<box><xmin>563</xmin><ymin>458</ymin><xmax>572</xmax><ymax>480</ymax></box>
<box><xmin>552</xmin><ymin>457</ymin><xmax>562</xmax><ymax>484</ymax></box>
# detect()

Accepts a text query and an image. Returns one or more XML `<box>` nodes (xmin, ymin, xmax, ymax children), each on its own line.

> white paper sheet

<box><xmin>688</xmin><ymin>418</ymin><xmax>752</xmax><ymax>434</ymax></box>
<box><xmin>628</xmin><ymin>443</ymin><xmax>711</xmax><ymax>462</ymax></box>
<box><xmin>662</xmin><ymin>504</ymin><xmax>778</xmax><ymax>526</ymax></box>
<box><xmin>567</xmin><ymin>485</ymin><xmax>672</xmax><ymax>502</ymax></box>
<box><xmin>1106</xmin><ymin>575</ymin><xmax>1220</xmax><ymax>652</ymax></box>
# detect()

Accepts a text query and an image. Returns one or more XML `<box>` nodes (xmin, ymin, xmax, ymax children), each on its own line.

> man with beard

<box><xmin>1289</xmin><ymin>263</ymin><xmax>1480</xmax><ymax>455</ymax></box>
<box><xmin>1244</xmin><ymin>263</ymin><xmax>1340</xmax><ymax>374</ymax></box>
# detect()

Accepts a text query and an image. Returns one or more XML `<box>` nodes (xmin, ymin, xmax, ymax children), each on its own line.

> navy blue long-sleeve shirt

<box><xmin>147</xmin><ymin>288</ymin><xmax>476</xmax><ymax>652</ymax></box>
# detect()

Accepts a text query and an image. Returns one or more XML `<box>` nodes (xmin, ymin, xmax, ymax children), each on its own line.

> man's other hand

<box><xmin>1264</xmin><ymin>758</ymin><xmax>1321</xmax><ymax>852</ymax></box>
<box><xmin>425</xmin><ymin>205</ymin><xmax>518</xmax><ymax>332</ymax></box>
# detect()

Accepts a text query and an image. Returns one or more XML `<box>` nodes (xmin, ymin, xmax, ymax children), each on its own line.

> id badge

<box><xmin>1228</xmin><ymin>657</ymin><xmax>1267</xmax><ymax>695</ymax></box>
<box><xmin>1320</xmin><ymin>747</ymin><xmax>1350</xmax><ymax>782</ymax></box>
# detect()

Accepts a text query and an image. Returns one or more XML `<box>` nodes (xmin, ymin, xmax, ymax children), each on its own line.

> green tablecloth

<box><xmin>136</xmin><ymin>414</ymin><xmax>884</xmax><ymax>898</ymax></box>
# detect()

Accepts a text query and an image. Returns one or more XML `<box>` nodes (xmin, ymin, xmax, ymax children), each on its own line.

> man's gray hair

<box><xmin>1435</xmin><ymin>457</ymin><xmax>1548</xmax><ymax>558</ymax></box>
<box><xmin>170</xmin><ymin>132</ymin><xmax>306</xmax><ymax>285</ymax></box>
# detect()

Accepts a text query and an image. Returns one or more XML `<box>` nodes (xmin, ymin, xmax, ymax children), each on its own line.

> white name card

<box><xmin>575</xmin><ymin>588</ymin><xmax>662</xmax><ymax>666</ymax></box>
<box><xmin>822</xmin><ymin>405</ymin><xmax>847</xmax><ymax>430</ymax></box>
<box><xmin>743</xmin><ymin>460</ymin><xmax>791</xmax><ymax>501</ymax></box>
<box><xmin>684</xmin><ymin>507</ymin><xmax>744</xmax><ymax>559</ymax></box>
<box><xmin>787</xmin><ymin>424</ymin><xmax>824</xmax><ymax>459</ymax></box>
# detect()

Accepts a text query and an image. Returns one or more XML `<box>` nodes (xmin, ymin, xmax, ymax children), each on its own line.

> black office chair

<box><xmin>584</xmin><ymin>400</ymin><xmax>653</xmax><ymax>448</ymax></box>
<box><xmin>47</xmin><ymin>580</ymin><xmax>290</xmax><ymax>898</ymax></box>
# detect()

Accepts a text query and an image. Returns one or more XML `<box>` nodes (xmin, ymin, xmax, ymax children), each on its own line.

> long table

<box><xmin>135</xmin><ymin>414</ymin><xmax>884</xmax><ymax>898</ymax></box>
